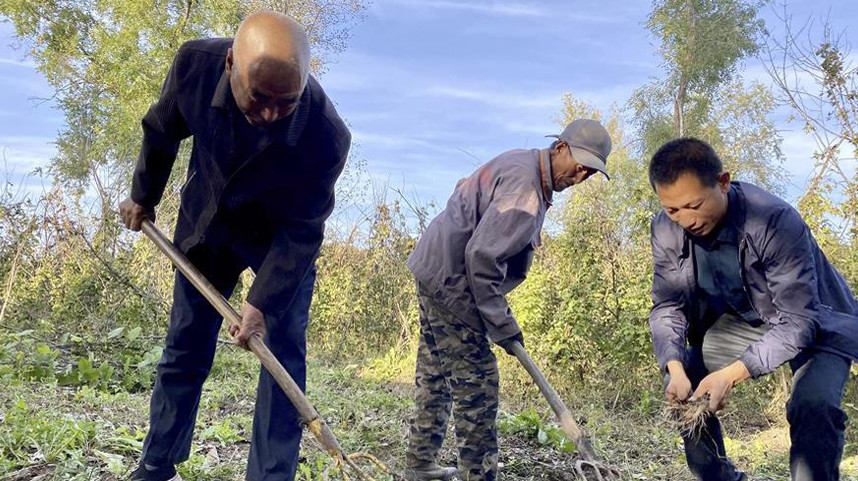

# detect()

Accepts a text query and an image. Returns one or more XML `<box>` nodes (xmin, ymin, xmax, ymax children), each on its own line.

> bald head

<box><xmin>227</xmin><ymin>11</ymin><xmax>311</xmax><ymax>128</ymax></box>
<box><xmin>233</xmin><ymin>12</ymin><xmax>310</xmax><ymax>82</ymax></box>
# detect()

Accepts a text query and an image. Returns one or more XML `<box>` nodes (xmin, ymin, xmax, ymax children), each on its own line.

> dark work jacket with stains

<box><xmin>649</xmin><ymin>181</ymin><xmax>858</xmax><ymax>378</ymax></box>
<box><xmin>407</xmin><ymin>148</ymin><xmax>554</xmax><ymax>343</ymax></box>
<box><xmin>130</xmin><ymin>38</ymin><xmax>350</xmax><ymax>318</ymax></box>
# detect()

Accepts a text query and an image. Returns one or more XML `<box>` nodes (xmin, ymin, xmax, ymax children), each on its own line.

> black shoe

<box><xmin>128</xmin><ymin>464</ymin><xmax>181</xmax><ymax>481</ymax></box>
<box><xmin>401</xmin><ymin>464</ymin><xmax>457</xmax><ymax>481</ymax></box>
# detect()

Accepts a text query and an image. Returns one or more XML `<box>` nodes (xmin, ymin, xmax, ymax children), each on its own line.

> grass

<box><xmin>1</xmin><ymin>342</ymin><xmax>857</xmax><ymax>481</ymax></box>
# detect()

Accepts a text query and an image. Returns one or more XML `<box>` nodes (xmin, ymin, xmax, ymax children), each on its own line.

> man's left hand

<box><xmin>496</xmin><ymin>332</ymin><xmax>524</xmax><ymax>356</ymax></box>
<box><xmin>690</xmin><ymin>361</ymin><xmax>751</xmax><ymax>413</ymax></box>
<box><xmin>228</xmin><ymin>302</ymin><xmax>267</xmax><ymax>350</ymax></box>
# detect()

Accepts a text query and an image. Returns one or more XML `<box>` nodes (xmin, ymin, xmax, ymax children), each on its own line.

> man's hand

<box><xmin>665</xmin><ymin>360</ymin><xmax>692</xmax><ymax>403</ymax></box>
<box><xmin>228</xmin><ymin>302</ymin><xmax>267</xmax><ymax>350</ymax></box>
<box><xmin>119</xmin><ymin>197</ymin><xmax>155</xmax><ymax>231</ymax></box>
<box><xmin>496</xmin><ymin>332</ymin><xmax>524</xmax><ymax>356</ymax></box>
<box><xmin>690</xmin><ymin>361</ymin><xmax>751</xmax><ymax>413</ymax></box>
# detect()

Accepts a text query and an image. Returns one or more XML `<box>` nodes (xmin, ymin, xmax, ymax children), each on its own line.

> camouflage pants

<box><xmin>406</xmin><ymin>289</ymin><xmax>499</xmax><ymax>481</ymax></box>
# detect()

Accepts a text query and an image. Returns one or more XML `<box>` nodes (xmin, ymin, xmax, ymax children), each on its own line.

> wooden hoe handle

<box><xmin>509</xmin><ymin>341</ymin><xmax>599</xmax><ymax>462</ymax></box>
<box><xmin>140</xmin><ymin>219</ymin><xmax>346</xmax><ymax>458</ymax></box>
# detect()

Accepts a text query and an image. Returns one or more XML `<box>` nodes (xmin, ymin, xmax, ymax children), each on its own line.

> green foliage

<box><xmin>198</xmin><ymin>418</ymin><xmax>245</xmax><ymax>446</ymax></box>
<box><xmin>310</xmin><ymin>198</ymin><xmax>421</xmax><ymax>360</ymax></box>
<box><xmin>0</xmin><ymin>328</ymin><xmax>163</xmax><ymax>393</ymax></box>
<box><xmin>296</xmin><ymin>457</ymin><xmax>332</xmax><ymax>481</ymax></box>
<box><xmin>648</xmin><ymin>0</ymin><xmax>764</xmax><ymax>98</ymax></box>
<box><xmin>0</xmin><ymin>398</ymin><xmax>108</xmax><ymax>479</ymax></box>
<box><xmin>499</xmin><ymin>409</ymin><xmax>578</xmax><ymax>454</ymax></box>
<box><xmin>0</xmin><ymin>0</ymin><xmax>367</xmax><ymax>203</ymax></box>
<box><xmin>360</xmin><ymin>346</ymin><xmax>417</xmax><ymax>384</ymax></box>
<box><xmin>0</xmin><ymin>345</ymin><xmax>854</xmax><ymax>480</ymax></box>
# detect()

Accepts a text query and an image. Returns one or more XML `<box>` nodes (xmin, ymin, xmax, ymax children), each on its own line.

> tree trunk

<box><xmin>674</xmin><ymin>0</ymin><xmax>696</xmax><ymax>137</ymax></box>
<box><xmin>675</xmin><ymin>74</ymin><xmax>687</xmax><ymax>137</ymax></box>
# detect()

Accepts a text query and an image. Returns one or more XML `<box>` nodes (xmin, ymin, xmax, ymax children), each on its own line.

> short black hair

<box><xmin>649</xmin><ymin>137</ymin><xmax>723</xmax><ymax>189</ymax></box>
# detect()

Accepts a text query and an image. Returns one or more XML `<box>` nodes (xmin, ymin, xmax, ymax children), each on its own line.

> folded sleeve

<box><xmin>464</xmin><ymin>189</ymin><xmax>539</xmax><ymax>342</ymax></box>
<box><xmin>739</xmin><ymin>207</ymin><xmax>820</xmax><ymax>378</ymax></box>
<box><xmin>649</xmin><ymin>219</ymin><xmax>690</xmax><ymax>373</ymax></box>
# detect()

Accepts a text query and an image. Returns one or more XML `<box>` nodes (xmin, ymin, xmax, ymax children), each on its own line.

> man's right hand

<box><xmin>665</xmin><ymin>360</ymin><xmax>692</xmax><ymax>403</ymax></box>
<box><xmin>119</xmin><ymin>197</ymin><xmax>155</xmax><ymax>231</ymax></box>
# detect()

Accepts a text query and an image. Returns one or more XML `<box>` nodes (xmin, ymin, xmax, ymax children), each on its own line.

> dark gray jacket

<box><xmin>131</xmin><ymin>38</ymin><xmax>350</xmax><ymax>318</ymax></box>
<box><xmin>650</xmin><ymin>181</ymin><xmax>858</xmax><ymax>378</ymax></box>
<box><xmin>407</xmin><ymin>149</ymin><xmax>553</xmax><ymax>342</ymax></box>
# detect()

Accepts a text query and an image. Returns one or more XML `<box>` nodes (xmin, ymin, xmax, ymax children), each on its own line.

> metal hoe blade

<box><xmin>574</xmin><ymin>460</ymin><xmax>621</xmax><ymax>481</ymax></box>
<box><xmin>509</xmin><ymin>341</ymin><xmax>622</xmax><ymax>481</ymax></box>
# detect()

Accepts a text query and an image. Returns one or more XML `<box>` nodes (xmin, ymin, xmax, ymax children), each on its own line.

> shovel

<box><xmin>508</xmin><ymin>341</ymin><xmax>620</xmax><ymax>481</ymax></box>
<box><xmin>141</xmin><ymin>219</ymin><xmax>389</xmax><ymax>481</ymax></box>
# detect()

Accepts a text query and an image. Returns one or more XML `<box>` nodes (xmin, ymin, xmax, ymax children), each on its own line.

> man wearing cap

<box><xmin>402</xmin><ymin>119</ymin><xmax>612</xmax><ymax>481</ymax></box>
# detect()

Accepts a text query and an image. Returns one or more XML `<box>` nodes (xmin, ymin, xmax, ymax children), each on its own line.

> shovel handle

<box><xmin>509</xmin><ymin>341</ymin><xmax>598</xmax><ymax>461</ymax></box>
<box><xmin>140</xmin><ymin>219</ymin><xmax>345</xmax><ymax>457</ymax></box>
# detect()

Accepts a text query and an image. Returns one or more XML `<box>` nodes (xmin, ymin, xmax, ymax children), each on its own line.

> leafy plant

<box><xmin>499</xmin><ymin>409</ymin><xmax>578</xmax><ymax>454</ymax></box>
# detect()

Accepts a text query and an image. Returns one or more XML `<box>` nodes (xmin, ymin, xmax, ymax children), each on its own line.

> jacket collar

<box><xmin>538</xmin><ymin>149</ymin><xmax>554</xmax><ymax>207</ymax></box>
<box><xmin>209</xmin><ymin>70</ymin><xmax>312</xmax><ymax>148</ymax></box>
<box><xmin>211</xmin><ymin>70</ymin><xmax>231</xmax><ymax>109</ymax></box>
<box><xmin>730</xmin><ymin>181</ymin><xmax>748</xmax><ymax>231</ymax></box>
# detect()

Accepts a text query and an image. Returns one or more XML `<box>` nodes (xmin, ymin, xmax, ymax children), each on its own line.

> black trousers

<box><xmin>673</xmin><ymin>345</ymin><xmax>850</xmax><ymax>481</ymax></box>
<box><xmin>140</xmin><ymin>239</ymin><xmax>316</xmax><ymax>481</ymax></box>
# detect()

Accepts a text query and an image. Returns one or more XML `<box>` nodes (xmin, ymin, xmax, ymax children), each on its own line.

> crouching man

<box><xmin>648</xmin><ymin>137</ymin><xmax>858</xmax><ymax>481</ymax></box>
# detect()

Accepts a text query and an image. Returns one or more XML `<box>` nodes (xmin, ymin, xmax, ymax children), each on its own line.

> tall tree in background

<box><xmin>0</xmin><ymin>0</ymin><xmax>366</xmax><ymax>226</ymax></box>
<box><xmin>633</xmin><ymin>0</ymin><xmax>785</xmax><ymax>192</ymax></box>
<box><xmin>648</xmin><ymin>0</ymin><xmax>763</xmax><ymax>137</ymax></box>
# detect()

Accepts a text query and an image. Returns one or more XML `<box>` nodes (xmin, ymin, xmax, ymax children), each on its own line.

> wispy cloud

<box><xmin>0</xmin><ymin>135</ymin><xmax>56</xmax><ymax>175</ymax></box>
<box><xmin>0</xmin><ymin>70</ymin><xmax>55</xmax><ymax>98</ymax></box>
<box><xmin>0</xmin><ymin>57</ymin><xmax>35</xmax><ymax>69</ymax></box>
<box><xmin>379</xmin><ymin>0</ymin><xmax>628</xmax><ymax>23</ymax></box>
<box><xmin>381</xmin><ymin>0</ymin><xmax>550</xmax><ymax>18</ymax></box>
<box><xmin>353</xmin><ymin>131</ymin><xmax>443</xmax><ymax>150</ymax></box>
<box><xmin>420</xmin><ymin>85</ymin><xmax>559</xmax><ymax>109</ymax></box>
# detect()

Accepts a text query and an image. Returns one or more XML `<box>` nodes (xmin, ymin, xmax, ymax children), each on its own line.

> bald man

<box><xmin>119</xmin><ymin>12</ymin><xmax>350</xmax><ymax>481</ymax></box>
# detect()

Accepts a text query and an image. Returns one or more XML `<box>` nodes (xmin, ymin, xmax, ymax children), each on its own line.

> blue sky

<box><xmin>1</xmin><ymin>0</ymin><xmax>856</xmax><ymax>210</ymax></box>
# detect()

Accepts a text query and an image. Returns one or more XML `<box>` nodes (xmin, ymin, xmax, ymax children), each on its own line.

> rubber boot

<box><xmin>401</xmin><ymin>463</ymin><xmax>458</xmax><ymax>481</ymax></box>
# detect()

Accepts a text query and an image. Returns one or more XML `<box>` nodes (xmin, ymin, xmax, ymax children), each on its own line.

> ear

<box><xmin>552</xmin><ymin>140</ymin><xmax>567</xmax><ymax>156</ymax></box>
<box><xmin>717</xmin><ymin>171</ymin><xmax>731</xmax><ymax>193</ymax></box>
<box><xmin>225</xmin><ymin>48</ymin><xmax>234</xmax><ymax>76</ymax></box>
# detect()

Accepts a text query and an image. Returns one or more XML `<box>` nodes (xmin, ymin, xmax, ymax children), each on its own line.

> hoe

<box><xmin>142</xmin><ymin>219</ymin><xmax>390</xmax><ymax>481</ymax></box>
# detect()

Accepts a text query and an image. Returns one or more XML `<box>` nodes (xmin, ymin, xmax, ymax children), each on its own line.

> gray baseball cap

<box><xmin>547</xmin><ymin>119</ymin><xmax>612</xmax><ymax>180</ymax></box>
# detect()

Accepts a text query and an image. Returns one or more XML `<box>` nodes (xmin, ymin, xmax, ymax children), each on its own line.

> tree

<box><xmin>762</xmin><ymin>3</ymin><xmax>858</xmax><ymax>287</ymax></box>
<box><xmin>0</xmin><ymin>0</ymin><xmax>367</xmax><ymax>227</ymax></box>
<box><xmin>0</xmin><ymin>0</ymin><xmax>369</xmax><ymax>370</ymax></box>
<box><xmin>632</xmin><ymin>0</ymin><xmax>785</xmax><ymax>192</ymax></box>
<box><xmin>646</xmin><ymin>0</ymin><xmax>765</xmax><ymax>137</ymax></box>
